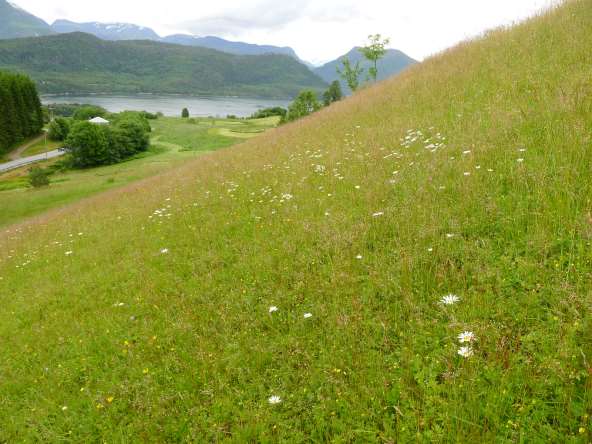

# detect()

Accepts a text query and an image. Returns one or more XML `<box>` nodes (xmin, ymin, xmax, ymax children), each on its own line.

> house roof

<box><xmin>88</xmin><ymin>116</ymin><xmax>110</xmax><ymax>124</ymax></box>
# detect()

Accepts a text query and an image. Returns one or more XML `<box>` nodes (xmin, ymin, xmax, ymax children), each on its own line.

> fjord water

<box><xmin>42</xmin><ymin>94</ymin><xmax>290</xmax><ymax>117</ymax></box>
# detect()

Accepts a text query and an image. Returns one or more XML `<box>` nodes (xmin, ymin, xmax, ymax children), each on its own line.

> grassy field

<box><xmin>0</xmin><ymin>1</ymin><xmax>591</xmax><ymax>442</ymax></box>
<box><xmin>0</xmin><ymin>116</ymin><xmax>279</xmax><ymax>227</ymax></box>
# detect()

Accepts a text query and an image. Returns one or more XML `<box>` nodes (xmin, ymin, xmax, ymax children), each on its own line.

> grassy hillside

<box><xmin>1</xmin><ymin>1</ymin><xmax>591</xmax><ymax>441</ymax></box>
<box><xmin>0</xmin><ymin>33</ymin><xmax>326</xmax><ymax>97</ymax></box>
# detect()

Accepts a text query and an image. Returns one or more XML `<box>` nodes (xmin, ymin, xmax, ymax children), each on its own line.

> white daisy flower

<box><xmin>269</xmin><ymin>306</ymin><xmax>278</xmax><ymax>314</ymax></box>
<box><xmin>517</xmin><ymin>158</ymin><xmax>524</xmax><ymax>163</ymax></box>
<box><xmin>440</xmin><ymin>294</ymin><xmax>460</xmax><ymax>305</ymax></box>
<box><xmin>458</xmin><ymin>331</ymin><xmax>476</xmax><ymax>343</ymax></box>
<box><xmin>372</xmin><ymin>212</ymin><xmax>384</xmax><ymax>217</ymax></box>
<box><xmin>160</xmin><ymin>248</ymin><xmax>169</xmax><ymax>254</ymax></box>
<box><xmin>457</xmin><ymin>346</ymin><xmax>474</xmax><ymax>358</ymax></box>
<box><xmin>65</xmin><ymin>251</ymin><xmax>73</xmax><ymax>256</ymax></box>
<box><xmin>304</xmin><ymin>313</ymin><xmax>313</xmax><ymax>319</ymax></box>
<box><xmin>268</xmin><ymin>395</ymin><xmax>282</xmax><ymax>405</ymax></box>
<box><xmin>356</xmin><ymin>255</ymin><xmax>363</xmax><ymax>260</ymax></box>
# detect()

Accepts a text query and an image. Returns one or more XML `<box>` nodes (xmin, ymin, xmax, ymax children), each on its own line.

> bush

<box><xmin>48</xmin><ymin>117</ymin><xmax>70</xmax><ymax>141</ymax></box>
<box><xmin>250</xmin><ymin>107</ymin><xmax>287</xmax><ymax>119</ymax></box>
<box><xmin>181</xmin><ymin>108</ymin><xmax>190</xmax><ymax>118</ymax></box>
<box><xmin>140</xmin><ymin>111</ymin><xmax>158</xmax><ymax>120</ymax></box>
<box><xmin>28</xmin><ymin>166</ymin><xmax>50</xmax><ymax>188</ymax></box>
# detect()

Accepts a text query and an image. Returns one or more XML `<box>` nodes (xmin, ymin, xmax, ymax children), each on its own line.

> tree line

<box><xmin>0</xmin><ymin>70</ymin><xmax>43</xmax><ymax>154</ymax></box>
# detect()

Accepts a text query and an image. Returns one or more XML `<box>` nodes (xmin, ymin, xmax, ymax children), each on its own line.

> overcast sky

<box><xmin>14</xmin><ymin>0</ymin><xmax>558</xmax><ymax>65</ymax></box>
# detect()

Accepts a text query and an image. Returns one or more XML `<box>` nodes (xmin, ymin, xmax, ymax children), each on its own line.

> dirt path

<box><xmin>7</xmin><ymin>133</ymin><xmax>46</xmax><ymax>161</ymax></box>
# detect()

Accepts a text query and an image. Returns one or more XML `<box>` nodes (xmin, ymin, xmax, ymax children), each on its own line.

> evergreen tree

<box><xmin>0</xmin><ymin>70</ymin><xmax>43</xmax><ymax>154</ymax></box>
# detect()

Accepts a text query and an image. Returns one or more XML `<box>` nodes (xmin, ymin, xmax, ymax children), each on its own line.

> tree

<box><xmin>72</xmin><ymin>105</ymin><xmax>108</xmax><ymax>121</ymax></box>
<box><xmin>337</xmin><ymin>58</ymin><xmax>364</xmax><ymax>92</ymax></box>
<box><xmin>0</xmin><ymin>70</ymin><xmax>43</xmax><ymax>154</ymax></box>
<box><xmin>111</xmin><ymin>119</ymin><xmax>150</xmax><ymax>157</ymax></box>
<box><xmin>323</xmin><ymin>81</ymin><xmax>343</xmax><ymax>106</ymax></box>
<box><xmin>181</xmin><ymin>108</ymin><xmax>190</xmax><ymax>118</ymax></box>
<box><xmin>359</xmin><ymin>34</ymin><xmax>390</xmax><ymax>82</ymax></box>
<box><xmin>64</xmin><ymin>112</ymin><xmax>151</xmax><ymax>168</ymax></box>
<box><xmin>48</xmin><ymin>117</ymin><xmax>70</xmax><ymax>141</ymax></box>
<box><xmin>28</xmin><ymin>166</ymin><xmax>50</xmax><ymax>188</ymax></box>
<box><xmin>283</xmin><ymin>90</ymin><xmax>321</xmax><ymax>123</ymax></box>
<box><xmin>65</xmin><ymin>121</ymin><xmax>113</xmax><ymax>168</ymax></box>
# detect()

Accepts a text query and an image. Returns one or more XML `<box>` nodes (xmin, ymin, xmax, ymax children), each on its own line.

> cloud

<box><xmin>178</xmin><ymin>0</ymin><xmax>365</xmax><ymax>36</ymax></box>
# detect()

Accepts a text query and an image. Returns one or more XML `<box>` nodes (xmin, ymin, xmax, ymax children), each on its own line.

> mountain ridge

<box><xmin>0</xmin><ymin>32</ymin><xmax>327</xmax><ymax>97</ymax></box>
<box><xmin>0</xmin><ymin>0</ymin><xmax>54</xmax><ymax>39</ymax></box>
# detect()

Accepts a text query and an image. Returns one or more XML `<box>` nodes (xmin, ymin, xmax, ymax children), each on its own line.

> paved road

<box><xmin>0</xmin><ymin>149</ymin><xmax>65</xmax><ymax>174</ymax></box>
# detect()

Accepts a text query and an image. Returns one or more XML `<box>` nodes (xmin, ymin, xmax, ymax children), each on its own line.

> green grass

<box><xmin>0</xmin><ymin>2</ymin><xmax>591</xmax><ymax>442</ymax></box>
<box><xmin>0</xmin><ymin>117</ymin><xmax>278</xmax><ymax>227</ymax></box>
<box><xmin>21</xmin><ymin>137</ymin><xmax>62</xmax><ymax>157</ymax></box>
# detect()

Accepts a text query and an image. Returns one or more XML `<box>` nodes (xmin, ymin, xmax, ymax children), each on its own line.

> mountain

<box><xmin>0</xmin><ymin>0</ymin><xmax>54</xmax><ymax>39</ymax></box>
<box><xmin>48</xmin><ymin>21</ymin><xmax>307</xmax><ymax>63</ymax></box>
<box><xmin>314</xmin><ymin>47</ymin><xmax>417</xmax><ymax>91</ymax></box>
<box><xmin>162</xmin><ymin>35</ymin><xmax>299</xmax><ymax>58</ymax></box>
<box><xmin>51</xmin><ymin>19</ymin><xmax>161</xmax><ymax>41</ymax></box>
<box><xmin>0</xmin><ymin>32</ymin><xmax>326</xmax><ymax>97</ymax></box>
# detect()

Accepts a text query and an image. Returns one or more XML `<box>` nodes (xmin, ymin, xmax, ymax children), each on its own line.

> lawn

<box><xmin>0</xmin><ymin>116</ymin><xmax>278</xmax><ymax>227</ymax></box>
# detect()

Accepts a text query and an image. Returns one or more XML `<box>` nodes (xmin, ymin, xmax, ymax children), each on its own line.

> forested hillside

<box><xmin>0</xmin><ymin>33</ymin><xmax>327</xmax><ymax>97</ymax></box>
<box><xmin>0</xmin><ymin>70</ymin><xmax>43</xmax><ymax>154</ymax></box>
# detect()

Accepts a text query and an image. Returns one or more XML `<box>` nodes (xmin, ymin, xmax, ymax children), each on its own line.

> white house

<box><xmin>88</xmin><ymin>116</ymin><xmax>110</xmax><ymax>125</ymax></box>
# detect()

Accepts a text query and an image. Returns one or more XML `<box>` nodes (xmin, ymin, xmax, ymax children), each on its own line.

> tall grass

<box><xmin>0</xmin><ymin>1</ymin><xmax>591</xmax><ymax>441</ymax></box>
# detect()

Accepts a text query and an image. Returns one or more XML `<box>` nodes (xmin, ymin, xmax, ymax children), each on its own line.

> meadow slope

<box><xmin>1</xmin><ymin>1</ymin><xmax>591</xmax><ymax>442</ymax></box>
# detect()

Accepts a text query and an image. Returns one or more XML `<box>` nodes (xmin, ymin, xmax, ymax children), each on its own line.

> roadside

<box><xmin>0</xmin><ymin>149</ymin><xmax>65</xmax><ymax>174</ymax></box>
<box><xmin>4</xmin><ymin>132</ymin><xmax>47</xmax><ymax>161</ymax></box>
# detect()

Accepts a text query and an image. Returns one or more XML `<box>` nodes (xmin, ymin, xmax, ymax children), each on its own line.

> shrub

<box><xmin>181</xmin><ymin>108</ymin><xmax>190</xmax><ymax>118</ymax></box>
<box><xmin>140</xmin><ymin>111</ymin><xmax>158</xmax><ymax>120</ymax></box>
<box><xmin>28</xmin><ymin>166</ymin><xmax>50</xmax><ymax>188</ymax></box>
<box><xmin>250</xmin><ymin>107</ymin><xmax>287</xmax><ymax>119</ymax></box>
